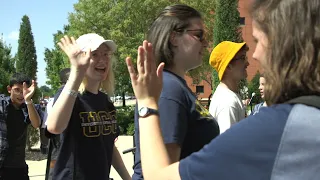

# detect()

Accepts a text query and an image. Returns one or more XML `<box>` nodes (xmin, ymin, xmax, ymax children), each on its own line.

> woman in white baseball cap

<box><xmin>46</xmin><ymin>33</ymin><xmax>130</xmax><ymax>180</ymax></box>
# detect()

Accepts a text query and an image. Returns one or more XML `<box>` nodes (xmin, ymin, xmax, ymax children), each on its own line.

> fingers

<box><xmin>71</xmin><ymin>37</ymin><xmax>76</xmax><ymax>44</ymax></box>
<box><xmin>137</xmin><ymin>46</ymin><xmax>145</xmax><ymax>75</ymax></box>
<box><xmin>126</xmin><ymin>57</ymin><xmax>138</xmax><ymax>83</ymax></box>
<box><xmin>157</xmin><ymin>62</ymin><xmax>165</xmax><ymax>82</ymax></box>
<box><xmin>145</xmin><ymin>42</ymin><xmax>153</xmax><ymax>74</ymax></box>
<box><xmin>57</xmin><ymin>42</ymin><xmax>65</xmax><ymax>51</ymax></box>
<box><xmin>31</xmin><ymin>80</ymin><xmax>37</xmax><ymax>88</ymax></box>
<box><xmin>64</xmin><ymin>35</ymin><xmax>71</xmax><ymax>45</ymax></box>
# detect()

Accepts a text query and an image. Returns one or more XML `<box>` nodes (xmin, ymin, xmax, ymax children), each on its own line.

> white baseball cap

<box><xmin>76</xmin><ymin>33</ymin><xmax>117</xmax><ymax>53</ymax></box>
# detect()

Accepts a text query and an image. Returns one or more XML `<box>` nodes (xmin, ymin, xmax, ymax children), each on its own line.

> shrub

<box><xmin>26</xmin><ymin>126</ymin><xmax>39</xmax><ymax>150</ymax></box>
<box><xmin>248</xmin><ymin>71</ymin><xmax>263</xmax><ymax>104</ymax></box>
<box><xmin>116</xmin><ymin>105</ymin><xmax>135</xmax><ymax>135</ymax></box>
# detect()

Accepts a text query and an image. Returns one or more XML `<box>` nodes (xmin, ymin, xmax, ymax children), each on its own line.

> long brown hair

<box><xmin>251</xmin><ymin>0</ymin><xmax>320</xmax><ymax>105</ymax></box>
<box><xmin>147</xmin><ymin>4</ymin><xmax>202</xmax><ymax>68</ymax></box>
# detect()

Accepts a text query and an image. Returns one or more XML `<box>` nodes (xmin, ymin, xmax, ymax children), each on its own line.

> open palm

<box><xmin>57</xmin><ymin>35</ymin><xmax>91</xmax><ymax>72</ymax></box>
<box><xmin>23</xmin><ymin>80</ymin><xmax>36</xmax><ymax>101</ymax></box>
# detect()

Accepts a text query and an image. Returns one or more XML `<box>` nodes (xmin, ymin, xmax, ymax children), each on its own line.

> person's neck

<box><xmin>85</xmin><ymin>81</ymin><xmax>100</xmax><ymax>94</ymax></box>
<box><xmin>220</xmin><ymin>78</ymin><xmax>240</xmax><ymax>93</ymax></box>
<box><xmin>11</xmin><ymin>100</ymin><xmax>21</xmax><ymax>109</ymax></box>
<box><xmin>165</xmin><ymin>66</ymin><xmax>186</xmax><ymax>79</ymax></box>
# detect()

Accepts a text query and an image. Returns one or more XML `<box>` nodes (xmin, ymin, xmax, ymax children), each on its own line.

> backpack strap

<box><xmin>286</xmin><ymin>95</ymin><xmax>320</xmax><ymax>109</ymax></box>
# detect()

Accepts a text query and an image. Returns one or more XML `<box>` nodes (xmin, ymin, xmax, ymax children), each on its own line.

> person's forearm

<box><xmin>46</xmin><ymin>69</ymin><xmax>84</xmax><ymax>134</ymax></box>
<box><xmin>112</xmin><ymin>145</ymin><xmax>131</xmax><ymax>180</ymax></box>
<box><xmin>138</xmin><ymin>102</ymin><xmax>170</xmax><ymax>179</ymax></box>
<box><xmin>26</xmin><ymin>103</ymin><xmax>41</xmax><ymax>128</ymax></box>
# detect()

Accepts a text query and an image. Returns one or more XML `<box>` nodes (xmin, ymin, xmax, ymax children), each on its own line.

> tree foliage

<box><xmin>45</xmin><ymin>0</ymin><xmax>216</xmax><ymax>103</ymax></box>
<box><xmin>17</xmin><ymin>15</ymin><xmax>37</xmax><ymax>79</ymax></box>
<box><xmin>39</xmin><ymin>85</ymin><xmax>54</xmax><ymax>98</ymax></box>
<box><xmin>16</xmin><ymin>15</ymin><xmax>41</xmax><ymax>149</ymax></box>
<box><xmin>0</xmin><ymin>38</ymin><xmax>15</xmax><ymax>94</ymax></box>
<box><xmin>44</xmin><ymin>26</ymin><xmax>70</xmax><ymax>92</ymax></box>
<box><xmin>212</xmin><ymin>0</ymin><xmax>245</xmax><ymax>95</ymax></box>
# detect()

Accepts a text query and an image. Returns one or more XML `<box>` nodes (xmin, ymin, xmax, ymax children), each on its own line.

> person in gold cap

<box><xmin>208</xmin><ymin>41</ymin><xmax>249</xmax><ymax>134</ymax></box>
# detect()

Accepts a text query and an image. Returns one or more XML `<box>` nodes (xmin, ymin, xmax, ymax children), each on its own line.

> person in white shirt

<box><xmin>209</xmin><ymin>41</ymin><xmax>249</xmax><ymax>134</ymax></box>
<box><xmin>43</xmin><ymin>98</ymin><xmax>54</xmax><ymax>127</ymax></box>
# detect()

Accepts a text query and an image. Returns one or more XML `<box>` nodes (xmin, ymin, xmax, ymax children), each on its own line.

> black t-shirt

<box><xmin>132</xmin><ymin>70</ymin><xmax>220</xmax><ymax>179</ymax></box>
<box><xmin>3</xmin><ymin>104</ymin><xmax>29</xmax><ymax>168</ymax></box>
<box><xmin>52</xmin><ymin>89</ymin><xmax>119</xmax><ymax>180</ymax></box>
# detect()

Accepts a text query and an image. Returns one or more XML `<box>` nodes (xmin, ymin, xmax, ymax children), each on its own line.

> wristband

<box><xmin>25</xmin><ymin>99</ymin><xmax>33</xmax><ymax>105</ymax></box>
<box><xmin>64</xmin><ymin>89</ymin><xmax>78</xmax><ymax>98</ymax></box>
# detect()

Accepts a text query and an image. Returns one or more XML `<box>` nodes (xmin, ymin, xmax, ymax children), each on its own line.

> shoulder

<box><xmin>179</xmin><ymin>104</ymin><xmax>294</xmax><ymax>179</ymax></box>
<box><xmin>161</xmin><ymin>71</ymin><xmax>190</xmax><ymax>103</ymax></box>
<box><xmin>211</xmin><ymin>92</ymin><xmax>240</xmax><ymax>110</ymax></box>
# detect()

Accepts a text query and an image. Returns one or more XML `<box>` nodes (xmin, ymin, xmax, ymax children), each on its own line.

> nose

<box><xmin>245</xmin><ymin>59</ymin><xmax>250</xmax><ymax>67</ymax></box>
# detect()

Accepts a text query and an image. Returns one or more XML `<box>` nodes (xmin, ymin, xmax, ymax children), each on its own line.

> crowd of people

<box><xmin>0</xmin><ymin>0</ymin><xmax>320</xmax><ymax>179</ymax></box>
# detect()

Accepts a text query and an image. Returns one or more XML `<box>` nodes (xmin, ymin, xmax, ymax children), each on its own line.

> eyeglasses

<box><xmin>92</xmin><ymin>51</ymin><xmax>114</xmax><ymax>58</ymax></box>
<box><xmin>233</xmin><ymin>54</ymin><xmax>247</xmax><ymax>61</ymax></box>
<box><xmin>11</xmin><ymin>88</ymin><xmax>23</xmax><ymax>95</ymax></box>
<box><xmin>177</xmin><ymin>29</ymin><xmax>205</xmax><ymax>42</ymax></box>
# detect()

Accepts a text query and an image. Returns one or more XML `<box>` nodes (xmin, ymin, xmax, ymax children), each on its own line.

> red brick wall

<box><xmin>185</xmin><ymin>75</ymin><xmax>212</xmax><ymax>99</ymax></box>
<box><xmin>185</xmin><ymin>0</ymin><xmax>260</xmax><ymax>99</ymax></box>
<box><xmin>238</xmin><ymin>0</ymin><xmax>261</xmax><ymax>80</ymax></box>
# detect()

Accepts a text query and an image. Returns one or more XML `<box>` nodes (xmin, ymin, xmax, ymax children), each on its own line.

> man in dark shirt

<box><xmin>0</xmin><ymin>73</ymin><xmax>41</xmax><ymax>180</ymax></box>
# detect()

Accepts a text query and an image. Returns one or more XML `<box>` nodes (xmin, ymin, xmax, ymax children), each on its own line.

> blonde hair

<box><xmin>78</xmin><ymin>56</ymin><xmax>115</xmax><ymax>96</ymax></box>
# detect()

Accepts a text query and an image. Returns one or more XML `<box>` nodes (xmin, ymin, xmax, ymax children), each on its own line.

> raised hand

<box><xmin>57</xmin><ymin>35</ymin><xmax>91</xmax><ymax>73</ymax></box>
<box><xmin>23</xmin><ymin>80</ymin><xmax>36</xmax><ymax>101</ymax></box>
<box><xmin>125</xmin><ymin>40</ymin><xmax>165</xmax><ymax>106</ymax></box>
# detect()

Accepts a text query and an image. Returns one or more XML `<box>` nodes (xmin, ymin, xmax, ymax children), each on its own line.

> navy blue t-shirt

<box><xmin>133</xmin><ymin>70</ymin><xmax>220</xmax><ymax>179</ymax></box>
<box><xmin>179</xmin><ymin>104</ymin><xmax>296</xmax><ymax>179</ymax></box>
<box><xmin>52</xmin><ymin>89</ymin><xmax>119</xmax><ymax>180</ymax></box>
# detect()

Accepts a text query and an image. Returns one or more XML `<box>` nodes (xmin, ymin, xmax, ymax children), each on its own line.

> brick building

<box><xmin>186</xmin><ymin>0</ymin><xmax>260</xmax><ymax>100</ymax></box>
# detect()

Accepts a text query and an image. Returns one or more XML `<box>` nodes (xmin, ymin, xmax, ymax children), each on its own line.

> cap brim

<box><xmin>86</xmin><ymin>40</ymin><xmax>117</xmax><ymax>52</ymax></box>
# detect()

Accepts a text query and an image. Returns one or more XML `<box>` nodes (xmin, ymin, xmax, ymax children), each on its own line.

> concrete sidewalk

<box><xmin>27</xmin><ymin>136</ymin><xmax>135</xmax><ymax>180</ymax></box>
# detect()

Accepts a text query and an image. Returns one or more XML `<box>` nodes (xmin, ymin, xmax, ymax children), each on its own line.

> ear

<box><xmin>7</xmin><ymin>85</ymin><xmax>11</xmax><ymax>94</ymax></box>
<box><xmin>170</xmin><ymin>32</ymin><xmax>178</xmax><ymax>47</ymax></box>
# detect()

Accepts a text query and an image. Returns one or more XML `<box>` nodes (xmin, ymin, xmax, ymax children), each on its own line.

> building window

<box><xmin>196</xmin><ymin>86</ymin><xmax>204</xmax><ymax>93</ymax></box>
<box><xmin>240</xmin><ymin>17</ymin><xmax>245</xmax><ymax>25</ymax></box>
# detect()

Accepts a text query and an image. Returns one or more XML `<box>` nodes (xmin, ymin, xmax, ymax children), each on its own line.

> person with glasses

<box><xmin>208</xmin><ymin>41</ymin><xmax>249</xmax><ymax>134</ymax></box>
<box><xmin>0</xmin><ymin>73</ymin><xmax>42</xmax><ymax>180</ymax></box>
<box><xmin>125</xmin><ymin>0</ymin><xmax>320</xmax><ymax>179</ymax></box>
<box><xmin>132</xmin><ymin>4</ymin><xmax>220</xmax><ymax>180</ymax></box>
<box><xmin>46</xmin><ymin>33</ymin><xmax>130</xmax><ymax>180</ymax></box>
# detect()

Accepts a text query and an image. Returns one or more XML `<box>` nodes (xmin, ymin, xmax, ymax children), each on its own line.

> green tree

<box><xmin>0</xmin><ymin>38</ymin><xmax>15</xmax><ymax>94</ymax></box>
<box><xmin>212</xmin><ymin>0</ymin><xmax>245</xmax><ymax>95</ymax></box>
<box><xmin>17</xmin><ymin>15</ymin><xmax>37</xmax><ymax>78</ymax></box>
<box><xmin>16</xmin><ymin>15</ymin><xmax>40</xmax><ymax>150</ymax></box>
<box><xmin>44</xmin><ymin>26</ymin><xmax>70</xmax><ymax>92</ymax></box>
<box><xmin>39</xmin><ymin>85</ymin><xmax>54</xmax><ymax>98</ymax></box>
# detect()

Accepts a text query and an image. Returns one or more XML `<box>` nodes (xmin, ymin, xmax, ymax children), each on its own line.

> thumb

<box><xmin>157</xmin><ymin>62</ymin><xmax>165</xmax><ymax>82</ymax></box>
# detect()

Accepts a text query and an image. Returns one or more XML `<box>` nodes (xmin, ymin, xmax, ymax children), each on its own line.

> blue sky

<box><xmin>0</xmin><ymin>0</ymin><xmax>78</xmax><ymax>87</ymax></box>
